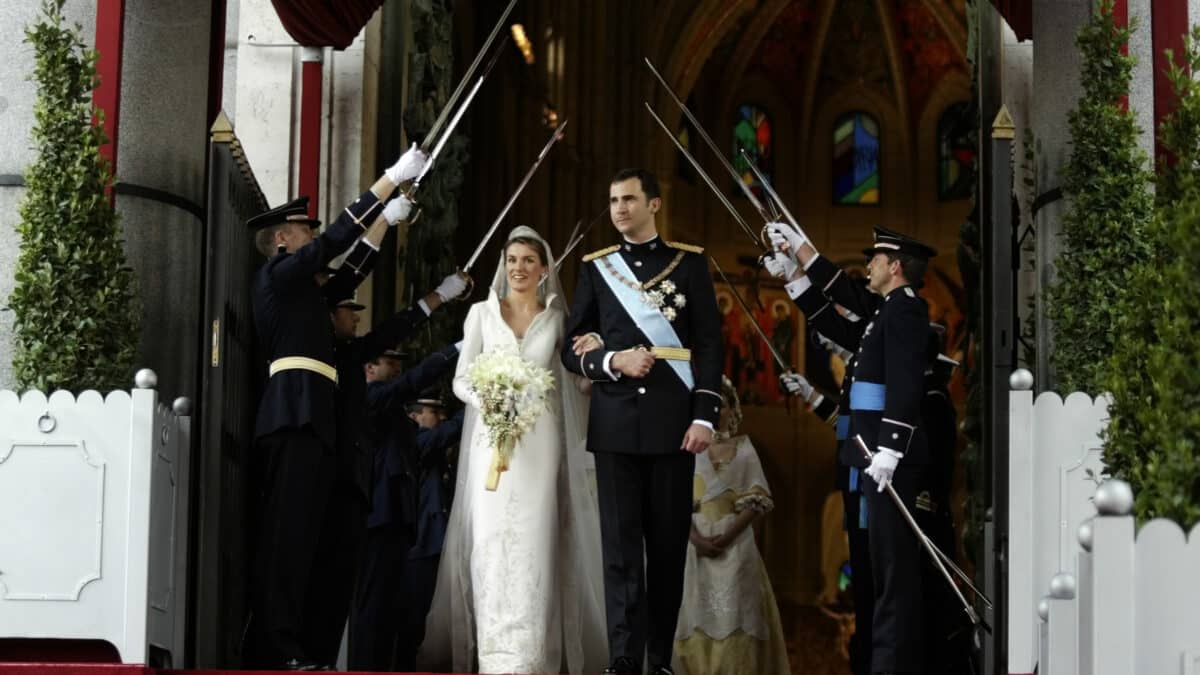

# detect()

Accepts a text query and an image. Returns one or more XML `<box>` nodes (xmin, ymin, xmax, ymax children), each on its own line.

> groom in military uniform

<box><xmin>563</xmin><ymin>168</ymin><xmax>723</xmax><ymax>675</ymax></box>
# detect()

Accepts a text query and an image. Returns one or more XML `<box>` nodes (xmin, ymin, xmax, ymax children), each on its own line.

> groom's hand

<box><xmin>612</xmin><ymin>349</ymin><xmax>655</xmax><ymax>378</ymax></box>
<box><xmin>681</xmin><ymin>423</ymin><xmax>713</xmax><ymax>454</ymax></box>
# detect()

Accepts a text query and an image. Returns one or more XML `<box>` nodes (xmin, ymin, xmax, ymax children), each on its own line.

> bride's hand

<box><xmin>571</xmin><ymin>333</ymin><xmax>603</xmax><ymax>355</ymax></box>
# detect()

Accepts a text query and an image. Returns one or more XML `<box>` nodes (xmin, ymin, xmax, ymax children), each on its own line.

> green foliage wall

<box><xmin>8</xmin><ymin>0</ymin><xmax>139</xmax><ymax>393</ymax></box>
<box><xmin>1047</xmin><ymin>0</ymin><xmax>1154</xmax><ymax>396</ymax></box>
<box><xmin>1103</xmin><ymin>26</ymin><xmax>1200</xmax><ymax>524</ymax></box>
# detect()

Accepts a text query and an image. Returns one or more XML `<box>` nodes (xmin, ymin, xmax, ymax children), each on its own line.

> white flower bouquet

<box><xmin>467</xmin><ymin>346</ymin><xmax>555</xmax><ymax>491</ymax></box>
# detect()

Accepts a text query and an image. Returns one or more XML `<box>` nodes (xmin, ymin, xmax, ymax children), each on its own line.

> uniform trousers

<box><xmin>593</xmin><ymin>450</ymin><xmax>695</xmax><ymax>668</ymax></box>
<box><xmin>348</xmin><ymin>521</ymin><xmax>409</xmax><ymax>671</ymax></box>
<box><xmin>393</xmin><ymin>553</ymin><xmax>441</xmax><ymax>671</ymax></box>
<box><xmin>303</xmin><ymin>481</ymin><xmax>367</xmax><ymax>665</ymax></box>
<box><xmin>251</xmin><ymin>428</ymin><xmax>335</xmax><ymax>666</ymax></box>
<box><xmin>843</xmin><ymin>483</ymin><xmax>875</xmax><ymax>675</ymax></box>
<box><xmin>864</xmin><ymin>465</ymin><xmax>927</xmax><ymax>674</ymax></box>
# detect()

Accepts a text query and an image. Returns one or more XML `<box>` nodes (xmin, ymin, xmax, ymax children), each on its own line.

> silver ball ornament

<box><xmin>172</xmin><ymin>397</ymin><xmax>193</xmax><ymax>416</ymax></box>
<box><xmin>134</xmin><ymin>368</ymin><xmax>158</xmax><ymax>389</ymax></box>
<box><xmin>1037</xmin><ymin>598</ymin><xmax>1049</xmax><ymax>621</ymax></box>
<box><xmin>1094</xmin><ymin>479</ymin><xmax>1134</xmax><ymax>516</ymax></box>
<box><xmin>1078</xmin><ymin>519</ymin><xmax>1094</xmax><ymax>552</ymax></box>
<box><xmin>1009</xmin><ymin>368</ymin><xmax>1034</xmax><ymax>391</ymax></box>
<box><xmin>1049</xmin><ymin>572</ymin><xmax>1076</xmax><ymax>599</ymax></box>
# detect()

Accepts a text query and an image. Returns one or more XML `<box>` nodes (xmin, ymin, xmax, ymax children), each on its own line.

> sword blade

<box><xmin>644</xmin><ymin>57</ymin><xmax>772</xmax><ymax>221</ymax></box>
<box><xmin>740</xmin><ymin>148</ymin><xmax>806</xmax><ymax>236</ymax></box>
<box><xmin>644</xmin><ymin>103</ymin><xmax>765</xmax><ymax>252</ymax></box>
<box><xmin>555</xmin><ymin>204</ymin><xmax>610</xmax><ymax>270</ymax></box>
<box><xmin>852</xmin><ymin>435</ymin><xmax>984</xmax><ymax>624</ymax></box>
<box><xmin>464</xmin><ymin>120</ymin><xmax>569</xmax><ymax>272</ymax></box>
<box><xmin>422</xmin><ymin>0</ymin><xmax>518</xmax><ymax>149</ymax></box>
<box><xmin>709</xmin><ymin>255</ymin><xmax>790</xmax><ymax>372</ymax></box>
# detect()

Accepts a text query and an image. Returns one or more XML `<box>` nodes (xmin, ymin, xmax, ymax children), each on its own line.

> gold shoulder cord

<box><xmin>599</xmin><ymin>250</ymin><xmax>687</xmax><ymax>292</ymax></box>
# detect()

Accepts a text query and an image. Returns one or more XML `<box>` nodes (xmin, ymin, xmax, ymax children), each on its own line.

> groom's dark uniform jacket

<box><xmin>562</xmin><ymin>238</ymin><xmax>723</xmax><ymax>449</ymax></box>
<box><xmin>562</xmin><ymin>236</ymin><xmax>722</xmax><ymax>669</ymax></box>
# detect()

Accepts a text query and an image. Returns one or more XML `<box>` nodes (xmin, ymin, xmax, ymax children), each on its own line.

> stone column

<box><xmin>1032</xmin><ymin>0</ymin><xmax>1092</xmax><ymax>390</ymax></box>
<box><xmin>0</xmin><ymin>1</ymin><xmax>97</xmax><ymax>390</ymax></box>
<box><xmin>115</xmin><ymin>0</ymin><xmax>214</xmax><ymax>401</ymax></box>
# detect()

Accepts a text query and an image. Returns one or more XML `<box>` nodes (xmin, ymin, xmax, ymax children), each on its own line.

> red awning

<box><xmin>270</xmin><ymin>0</ymin><xmax>385</xmax><ymax>49</ymax></box>
<box><xmin>990</xmin><ymin>0</ymin><xmax>1032</xmax><ymax>41</ymax></box>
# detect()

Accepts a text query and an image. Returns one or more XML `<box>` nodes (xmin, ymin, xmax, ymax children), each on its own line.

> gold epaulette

<box><xmin>666</xmin><ymin>241</ymin><xmax>704</xmax><ymax>254</ymax></box>
<box><xmin>582</xmin><ymin>245</ymin><xmax>620</xmax><ymax>262</ymax></box>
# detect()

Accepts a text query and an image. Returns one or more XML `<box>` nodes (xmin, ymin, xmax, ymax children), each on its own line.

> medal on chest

<box><xmin>600</xmin><ymin>251</ymin><xmax>688</xmax><ymax>322</ymax></box>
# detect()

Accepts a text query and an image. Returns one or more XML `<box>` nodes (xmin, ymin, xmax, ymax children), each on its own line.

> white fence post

<box><xmin>0</xmin><ymin>369</ymin><xmax>189</xmax><ymax>665</ymax></box>
<box><xmin>1007</xmin><ymin>369</ymin><xmax>1110</xmax><ymax>675</ymax></box>
<box><xmin>1045</xmin><ymin>573</ymin><xmax>1077</xmax><ymax>675</ymax></box>
<box><xmin>1089</xmin><ymin>481</ymin><xmax>1135</xmax><ymax>675</ymax></box>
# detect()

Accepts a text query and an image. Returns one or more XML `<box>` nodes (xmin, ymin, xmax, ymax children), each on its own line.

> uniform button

<box><xmin>893</xmin><ymin>433</ymin><xmax>899</xmax><ymax>439</ymax></box>
<box><xmin>713</xmin><ymin>406</ymin><xmax>719</xmax><ymax>412</ymax></box>
<box><xmin>638</xmin><ymin>387</ymin><xmax>646</xmax><ymax>394</ymax></box>
<box><xmin>589</xmin><ymin>363</ymin><xmax>595</xmax><ymax>369</ymax></box>
<box><xmin>634</xmin><ymin>261</ymin><xmax>643</xmax><ymax>267</ymax></box>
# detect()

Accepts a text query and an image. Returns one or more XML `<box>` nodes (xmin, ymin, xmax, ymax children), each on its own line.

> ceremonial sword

<box><xmin>644</xmin><ymin>57</ymin><xmax>782</xmax><ymax>225</ymax></box>
<box><xmin>708</xmin><ymin>255</ymin><xmax>792</xmax><ymax>373</ymax></box>
<box><xmin>422</xmin><ymin>0</ymin><xmax>518</xmax><ymax>149</ymax></box>
<box><xmin>739</xmin><ymin>148</ymin><xmax>808</xmax><ymax>247</ymax></box>
<box><xmin>852</xmin><ymin>434</ymin><xmax>993</xmax><ymax>625</ymax></box>
<box><xmin>643</xmin><ymin>103</ymin><xmax>768</xmax><ymax>255</ymax></box>
<box><xmin>461</xmin><ymin>119</ymin><xmax>569</xmax><ymax>277</ymax></box>
<box><xmin>555</xmin><ymin>204</ymin><xmax>611</xmax><ymax>271</ymax></box>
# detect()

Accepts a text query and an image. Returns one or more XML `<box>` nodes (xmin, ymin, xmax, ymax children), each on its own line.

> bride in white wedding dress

<box><xmin>419</xmin><ymin>226</ymin><xmax>608</xmax><ymax>674</ymax></box>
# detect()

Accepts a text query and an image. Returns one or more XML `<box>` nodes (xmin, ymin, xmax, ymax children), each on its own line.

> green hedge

<box><xmin>1048</xmin><ymin>0</ymin><xmax>1154</xmax><ymax>396</ymax></box>
<box><xmin>7</xmin><ymin>0</ymin><xmax>139</xmax><ymax>393</ymax></box>
<box><xmin>1104</xmin><ymin>27</ymin><xmax>1200</xmax><ymax>524</ymax></box>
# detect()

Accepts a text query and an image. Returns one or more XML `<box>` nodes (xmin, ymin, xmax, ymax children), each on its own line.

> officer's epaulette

<box><xmin>582</xmin><ymin>245</ymin><xmax>620</xmax><ymax>262</ymax></box>
<box><xmin>666</xmin><ymin>241</ymin><xmax>704</xmax><ymax>254</ymax></box>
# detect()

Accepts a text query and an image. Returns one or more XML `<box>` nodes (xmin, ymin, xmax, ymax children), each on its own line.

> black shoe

<box><xmin>603</xmin><ymin>656</ymin><xmax>639</xmax><ymax>674</ymax></box>
<box><xmin>650</xmin><ymin>666</ymin><xmax>675</xmax><ymax>675</ymax></box>
<box><xmin>280</xmin><ymin>658</ymin><xmax>322</xmax><ymax>671</ymax></box>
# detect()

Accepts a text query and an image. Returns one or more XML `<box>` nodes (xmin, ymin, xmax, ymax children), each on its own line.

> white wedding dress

<box><xmin>419</xmin><ymin>226</ymin><xmax>608</xmax><ymax>675</ymax></box>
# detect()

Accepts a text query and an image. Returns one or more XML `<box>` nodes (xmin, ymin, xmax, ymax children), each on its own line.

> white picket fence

<box><xmin>1007</xmin><ymin>368</ymin><xmax>1111</xmax><ymax>674</ymax></box>
<box><xmin>0</xmin><ymin>370</ymin><xmax>191</xmax><ymax>666</ymax></box>
<box><xmin>1008</xmin><ymin>368</ymin><xmax>1200</xmax><ymax>674</ymax></box>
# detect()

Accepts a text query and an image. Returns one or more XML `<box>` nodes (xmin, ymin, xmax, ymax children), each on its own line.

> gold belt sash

<box><xmin>269</xmin><ymin>356</ymin><xmax>338</xmax><ymax>384</ymax></box>
<box><xmin>649</xmin><ymin>346</ymin><xmax>692</xmax><ymax>361</ymax></box>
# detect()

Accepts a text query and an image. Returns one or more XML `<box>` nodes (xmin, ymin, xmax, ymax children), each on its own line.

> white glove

<box><xmin>765</xmin><ymin>221</ymin><xmax>809</xmax><ymax>255</ymax></box>
<box><xmin>382</xmin><ymin>195</ymin><xmax>413</xmax><ymax>225</ymax></box>
<box><xmin>434</xmin><ymin>272</ymin><xmax>469</xmax><ymax>302</ymax></box>
<box><xmin>778</xmin><ymin>371</ymin><xmax>814</xmax><ymax>400</ymax></box>
<box><xmin>385</xmin><ymin>142</ymin><xmax>429</xmax><ymax>185</ymax></box>
<box><xmin>864</xmin><ymin>448</ymin><xmax>902</xmax><ymax>492</ymax></box>
<box><xmin>454</xmin><ymin>340</ymin><xmax>464</xmax><ymax>352</ymax></box>
<box><xmin>763</xmin><ymin>251</ymin><xmax>799</xmax><ymax>281</ymax></box>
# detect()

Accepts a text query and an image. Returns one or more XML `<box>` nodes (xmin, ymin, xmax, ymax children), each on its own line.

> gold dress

<box><xmin>673</xmin><ymin>435</ymin><xmax>790</xmax><ymax>675</ymax></box>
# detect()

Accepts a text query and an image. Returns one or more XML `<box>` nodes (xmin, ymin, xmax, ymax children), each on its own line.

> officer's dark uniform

<box><xmin>917</xmin><ymin>349</ymin><xmax>973</xmax><ymax>674</ymax></box>
<box><xmin>394</xmin><ymin>399</ymin><xmax>464</xmax><ymax>672</ymax></box>
<box><xmin>350</xmin><ymin>345</ymin><xmax>458</xmax><ymax>672</ymax></box>
<box><xmin>304</xmin><ymin>290</ymin><xmax>434</xmax><ymax>666</ymax></box>
<box><xmin>785</xmin><ymin>271</ymin><xmax>876</xmax><ymax>675</ymax></box>
<box><xmin>562</xmin><ymin>236</ymin><xmax>723</xmax><ymax>672</ymax></box>
<box><xmin>247</xmin><ymin>191</ymin><xmax>383</xmax><ymax>668</ymax></box>
<box><xmin>845</xmin><ymin>228</ymin><xmax>937</xmax><ymax>674</ymax></box>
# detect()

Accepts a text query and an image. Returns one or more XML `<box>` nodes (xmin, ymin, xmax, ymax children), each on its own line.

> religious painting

<box><xmin>833</xmin><ymin>112</ymin><xmax>881</xmax><ymax>205</ymax></box>
<box><xmin>732</xmin><ymin>104</ymin><xmax>773</xmax><ymax>200</ymax></box>
<box><xmin>938</xmin><ymin>102</ymin><xmax>974</xmax><ymax>201</ymax></box>
<box><xmin>716</xmin><ymin>276</ymin><xmax>800</xmax><ymax>407</ymax></box>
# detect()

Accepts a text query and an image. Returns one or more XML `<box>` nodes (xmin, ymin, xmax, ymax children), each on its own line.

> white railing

<box><xmin>1036</xmin><ymin>480</ymin><xmax>1200</xmax><ymax>675</ymax></box>
<box><xmin>1007</xmin><ymin>368</ymin><xmax>1112</xmax><ymax>674</ymax></box>
<box><xmin>0</xmin><ymin>369</ymin><xmax>191</xmax><ymax>666</ymax></box>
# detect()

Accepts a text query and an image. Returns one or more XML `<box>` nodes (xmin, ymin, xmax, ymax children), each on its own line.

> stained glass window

<box><xmin>938</xmin><ymin>102</ymin><xmax>974</xmax><ymax>201</ymax></box>
<box><xmin>732</xmin><ymin>104</ymin><xmax>772</xmax><ymax>198</ymax></box>
<box><xmin>832</xmin><ymin>112</ymin><xmax>880</xmax><ymax>205</ymax></box>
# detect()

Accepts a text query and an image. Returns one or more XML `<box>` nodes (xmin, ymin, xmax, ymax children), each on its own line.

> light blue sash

<box><xmin>836</xmin><ymin>415</ymin><xmax>850</xmax><ymax>440</ymax></box>
<box><xmin>850</xmin><ymin>381</ymin><xmax>886</xmax><ymax>411</ymax></box>
<box><xmin>593</xmin><ymin>252</ymin><xmax>694</xmax><ymax>390</ymax></box>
